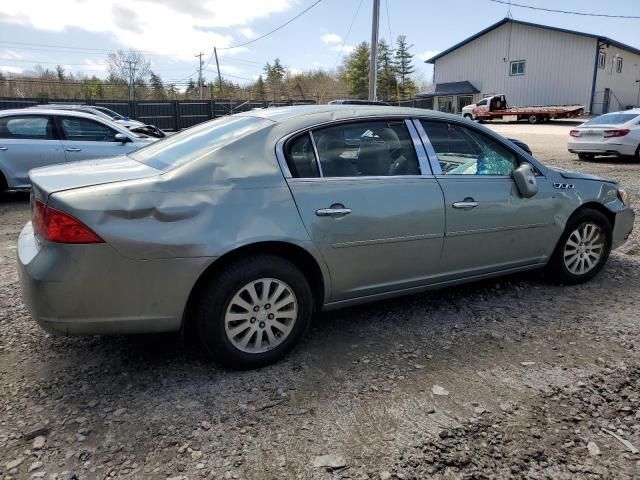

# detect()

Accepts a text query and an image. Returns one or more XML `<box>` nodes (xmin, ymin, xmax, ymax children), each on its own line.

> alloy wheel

<box><xmin>224</xmin><ymin>278</ymin><xmax>298</xmax><ymax>354</ymax></box>
<box><xmin>563</xmin><ymin>222</ymin><xmax>605</xmax><ymax>276</ymax></box>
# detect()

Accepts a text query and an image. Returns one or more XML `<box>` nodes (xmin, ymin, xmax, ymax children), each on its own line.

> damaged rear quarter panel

<box><xmin>48</xmin><ymin>126</ymin><xmax>318</xmax><ymax>262</ymax></box>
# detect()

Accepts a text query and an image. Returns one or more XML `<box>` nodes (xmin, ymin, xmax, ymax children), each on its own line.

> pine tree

<box><xmin>264</xmin><ymin>59</ymin><xmax>286</xmax><ymax>103</ymax></box>
<box><xmin>149</xmin><ymin>71</ymin><xmax>166</xmax><ymax>99</ymax></box>
<box><xmin>344</xmin><ymin>42</ymin><xmax>370</xmax><ymax>99</ymax></box>
<box><xmin>255</xmin><ymin>75</ymin><xmax>266</xmax><ymax>101</ymax></box>
<box><xmin>56</xmin><ymin>65</ymin><xmax>65</xmax><ymax>81</ymax></box>
<box><xmin>377</xmin><ymin>39</ymin><xmax>397</xmax><ymax>101</ymax></box>
<box><xmin>186</xmin><ymin>78</ymin><xmax>197</xmax><ymax>98</ymax></box>
<box><xmin>395</xmin><ymin>35</ymin><xmax>416</xmax><ymax>99</ymax></box>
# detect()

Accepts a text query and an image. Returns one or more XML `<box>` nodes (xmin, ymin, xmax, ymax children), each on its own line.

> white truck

<box><xmin>461</xmin><ymin>94</ymin><xmax>584</xmax><ymax>124</ymax></box>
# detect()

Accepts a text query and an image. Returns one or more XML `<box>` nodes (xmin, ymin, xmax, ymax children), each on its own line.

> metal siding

<box><xmin>593</xmin><ymin>45</ymin><xmax>640</xmax><ymax>114</ymax></box>
<box><xmin>434</xmin><ymin>23</ymin><xmax>595</xmax><ymax>108</ymax></box>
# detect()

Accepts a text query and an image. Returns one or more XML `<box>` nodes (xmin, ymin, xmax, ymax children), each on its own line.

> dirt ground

<box><xmin>1</xmin><ymin>120</ymin><xmax>639</xmax><ymax>480</ymax></box>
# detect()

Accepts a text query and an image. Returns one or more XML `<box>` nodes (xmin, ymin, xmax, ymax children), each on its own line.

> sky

<box><xmin>0</xmin><ymin>0</ymin><xmax>638</xmax><ymax>90</ymax></box>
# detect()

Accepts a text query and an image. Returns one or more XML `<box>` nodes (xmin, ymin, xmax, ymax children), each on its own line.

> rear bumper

<box><xmin>612</xmin><ymin>207</ymin><xmax>635</xmax><ymax>250</ymax></box>
<box><xmin>568</xmin><ymin>140</ymin><xmax>637</xmax><ymax>156</ymax></box>
<box><xmin>17</xmin><ymin>222</ymin><xmax>211</xmax><ymax>335</ymax></box>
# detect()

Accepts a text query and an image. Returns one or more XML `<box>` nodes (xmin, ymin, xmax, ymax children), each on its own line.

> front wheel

<box><xmin>578</xmin><ymin>153</ymin><xmax>594</xmax><ymax>161</ymax></box>
<box><xmin>463</xmin><ymin>113</ymin><xmax>473</xmax><ymax>120</ymax></box>
<box><xmin>546</xmin><ymin>209</ymin><xmax>612</xmax><ymax>284</ymax></box>
<box><xmin>195</xmin><ymin>255</ymin><xmax>313</xmax><ymax>369</ymax></box>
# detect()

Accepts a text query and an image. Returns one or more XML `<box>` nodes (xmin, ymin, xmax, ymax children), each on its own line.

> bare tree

<box><xmin>107</xmin><ymin>49</ymin><xmax>151</xmax><ymax>83</ymax></box>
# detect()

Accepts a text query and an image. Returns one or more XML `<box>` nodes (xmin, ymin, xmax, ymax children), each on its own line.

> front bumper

<box><xmin>17</xmin><ymin>222</ymin><xmax>211</xmax><ymax>336</ymax></box>
<box><xmin>612</xmin><ymin>207</ymin><xmax>635</xmax><ymax>250</ymax></box>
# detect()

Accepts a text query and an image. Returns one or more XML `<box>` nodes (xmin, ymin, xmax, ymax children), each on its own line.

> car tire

<box><xmin>546</xmin><ymin>208</ymin><xmax>612</xmax><ymax>285</ymax></box>
<box><xmin>0</xmin><ymin>172</ymin><xmax>6</xmax><ymax>193</ymax></box>
<box><xmin>463</xmin><ymin>114</ymin><xmax>473</xmax><ymax>120</ymax></box>
<box><xmin>528</xmin><ymin>115</ymin><xmax>540</xmax><ymax>124</ymax></box>
<box><xmin>195</xmin><ymin>255</ymin><xmax>313</xmax><ymax>369</ymax></box>
<box><xmin>578</xmin><ymin>153</ymin><xmax>594</xmax><ymax>161</ymax></box>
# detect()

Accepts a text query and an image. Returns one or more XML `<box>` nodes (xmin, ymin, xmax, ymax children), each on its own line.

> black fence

<box><xmin>0</xmin><ymin>97</ymin><xmax>435</xmax><ymax>131</ymax></box>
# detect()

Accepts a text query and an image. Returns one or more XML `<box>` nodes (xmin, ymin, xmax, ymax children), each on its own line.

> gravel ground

<box><xmin>1</xmin><ymin>121</ymin><xmax>639</xmax><ymax>480</ymax></box>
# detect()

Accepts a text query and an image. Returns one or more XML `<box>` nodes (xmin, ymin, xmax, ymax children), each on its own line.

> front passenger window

<box><xmin>421</xmin><ymin>120</ymin><xmax>518</xmax><ymax>176</ymax></box>
<box><xmin>61</xmin><ymin>117</ymin><xmax>119</xmax><ymax>142</ymax></box>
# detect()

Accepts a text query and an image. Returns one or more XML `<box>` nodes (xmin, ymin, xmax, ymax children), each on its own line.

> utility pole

<box><xmin>195</xmin><ymin>52</ymin><xmax>204</xmax><ymax>100</ymax></box>
<box><xmin>125</xmin><ymin>60</ymin><xmax>138</xmax><ymax>101</ymax></box>
<box><xmin>213</xmin><ymin>47</ymin><xmax>224</xmax><ymax>100</ymax></box>
<box><xmin>368</xmin><ymin>0</ymin><xmax>380</xmax><ymax>101</ymax></box>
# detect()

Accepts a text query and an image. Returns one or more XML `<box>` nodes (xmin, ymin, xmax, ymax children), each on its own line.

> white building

<box><xmin>419</xmin><ymin>18</ymin><xmax>640</xmax><ymax>115</ymax></box>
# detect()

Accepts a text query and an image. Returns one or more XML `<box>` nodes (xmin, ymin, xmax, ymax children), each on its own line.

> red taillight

<box><xmin>569</xmin><ymin>130</ymin><xmax>581</xmax><ymax>137</ymax></box>
<box><xmin>603</xmin><ymin>129</ymin><xmax>630</xmax><ymax>138</ymax></box>
<box><xmin>33</xmin><ymin>200</ymin><xmax>103</xmax><ymax>244</ymax></box>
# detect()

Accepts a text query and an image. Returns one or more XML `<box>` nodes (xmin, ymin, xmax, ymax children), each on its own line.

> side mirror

<box><xmin>114</xmin><ymin>133</ymin><xmax>130</xmax><ymax>143</ymax></box>
<box><xmin>512</xmin><ymin>162</ymin><xmax>538</xmax><ymax>198</ymax></box>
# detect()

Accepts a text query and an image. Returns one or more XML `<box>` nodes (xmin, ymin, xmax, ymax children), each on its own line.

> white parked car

<box><xmin>568</xmin><ymin>109</ymin><xmax>640</xmax><ymax>160</ymax></box>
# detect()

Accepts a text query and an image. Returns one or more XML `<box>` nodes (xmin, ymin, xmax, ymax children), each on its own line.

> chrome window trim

<box><xmin>275</xmin><ymin>135</ymin><xmax>294</xmax><ymax>178</ymax></box>
<box><xmin>287</xmin><ymin>175</ymin><xmax>428</xmax><ymax>184</ymax></box>
<box><xmin>411</xmin><ymin>119</ymin><xmax>442</xmax><ymax>175</ymax></box>
<box><xmin>404</xmin><ymin>118</ymin><xmax>432</xmax><ymax>175</ymax></box>
<box><xmin>308</xmin><ymin>131</ymin><xmax>324</xmax><ymax>178</ymax></box>
<box><xmin>434</xmin><ymin>175</ymin><xmax>513</xmax><ymax>180</ymax></box>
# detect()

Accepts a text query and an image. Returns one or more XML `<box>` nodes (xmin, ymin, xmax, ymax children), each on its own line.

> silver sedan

<box><xmin>18</xmin><ymin>106</ymin><xmax>635</xmax><ymax>369</ymax></box>
<box><xmin>0</xmin><ymin>108</ymin><xmax>154</xmax><ymax>190</ymax></box>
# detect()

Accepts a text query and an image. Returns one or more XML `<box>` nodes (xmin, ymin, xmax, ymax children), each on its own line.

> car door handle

<box><xmin>65</xmin><ymin>147</ymin><xmax>82</xmax><ymax>152</ymax></box>
<box><xmin>452</xmin><ymin>200</ymin><xmax>479</xmax><ymax>209</ymax></box>
<box><xmin>316</xmin><ymin>207</ymin><xmax>352</xmax><ymax>217</ymax></box>
<box><xmin>0</xmin><ymin>146</ymin><xmax>7</xmax><ymax>151</ymax></box>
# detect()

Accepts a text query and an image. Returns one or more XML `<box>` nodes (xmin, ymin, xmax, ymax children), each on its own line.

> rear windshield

<box><xmin>584</xmin><ymin>113</ymin><xmax>639</xmax><ymax>125</ymax></box>
<box><xmin>129</xmin><ymin>115</ymin><xmax>272</xmax><ymax>171</ymax></box>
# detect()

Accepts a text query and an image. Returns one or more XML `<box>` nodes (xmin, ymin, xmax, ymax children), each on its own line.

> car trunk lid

<box><xmin>30</xmin><ymin>155</ymin><xmax>162</xmax><ymax>202</ymax></box>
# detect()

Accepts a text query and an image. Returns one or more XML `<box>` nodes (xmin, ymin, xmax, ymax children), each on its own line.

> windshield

<box><xmin>93</xmin><ymin>106</ymin><xmax>124</xmax><ymax>120</ymax></box>
<box><xmin>584</xmin><ymin>113</ymin><xmax>639</xmax><ymax>126</ymax></box>
<box><xmin>129</xmin><ymin>115</ymin><xmax>272</xmax><ymax>171</ymax></box>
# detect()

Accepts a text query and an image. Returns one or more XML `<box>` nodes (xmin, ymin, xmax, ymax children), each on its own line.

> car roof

<box><xmin>238</xmin><ymin>104</ymin><xmax>460</xmax><ymax>123</ymax></box>
<box><xmin>0</xmin><ymin>108</ymin><xmax>109</xmax><ymax>119</ymax></box>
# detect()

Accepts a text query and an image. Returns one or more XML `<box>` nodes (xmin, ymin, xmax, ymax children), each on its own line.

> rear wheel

<box><xmin>195</xmin><ymin>255</ymin><xmax>313</xmax><ymax>369</ymax></box>
<box><xmin>528</xmin><ymin>115</ymin><xmax>540</xmax><ymax>124</ymax></box>
<box><xmin>578</xmin><ymin>153</ymin><xmax>594</xmax><ymax>161</ymax></box>
<box><xmin>546</xmin><ymin>208</ymin><xmax>612</xmax><ymax>284</ymax></box>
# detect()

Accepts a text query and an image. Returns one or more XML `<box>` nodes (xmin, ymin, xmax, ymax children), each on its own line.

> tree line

<box><xmin>0</xmin><ymin>37</ymin><xmax>423</xmax><ymax>103</ymax></box>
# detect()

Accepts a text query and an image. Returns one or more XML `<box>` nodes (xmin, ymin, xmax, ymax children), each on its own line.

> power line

<box><xmin>385</xmin><ymin>0</ymin><xmax>393</xmax><ymax>43</ymax></box>
<box><xmin>217</xmin><ymin>0</ymin><xmax>324</xmax><ymax>50</ymax></box>
<box><xmin>487</xmin><ymin>0</ymin><xmax>640</xmax><ymax>18</ymax></box>
<box><xmin>333</xmin><ymin>0</ymin><xmax>365</xmax><ymax>68</ymax></box>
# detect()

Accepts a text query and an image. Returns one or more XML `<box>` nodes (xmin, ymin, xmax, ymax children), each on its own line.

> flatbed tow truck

<box><xmin>461</xmin><ymin>94</ymin><xmax>584</xmax><ymax>124</ymax></box>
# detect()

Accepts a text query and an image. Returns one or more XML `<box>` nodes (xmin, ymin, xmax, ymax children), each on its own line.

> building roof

<box><xmin>425</xmin><ymin>18</ymin><xmax>640</xmax><ymax>64</ymax></box>
<box><xmin>416</xmin><ymin>81</ymin><xmax>480</xmax><ymax>98</ymax></box>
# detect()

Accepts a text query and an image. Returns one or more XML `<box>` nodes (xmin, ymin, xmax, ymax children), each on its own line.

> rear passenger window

<box><xmin>0</xmin><ymin>116</ymin><xmax>53</xmax><ymax>139</ymax></box>
<box><xmin>285</xmin><ymin>133</ymin><xmax>320</xmax><ymax>178</ymax></box>
<box><xmin>317</xmin><ymin>120</ymin><xmax>420</xmax><ymax>177</ymax></box>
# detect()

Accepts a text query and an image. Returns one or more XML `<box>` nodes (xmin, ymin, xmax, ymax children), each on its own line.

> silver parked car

<box><xmin>18</xmin><ymin>106</ymin><xmax>634</xmax><ymax>369</ymax></box>
<box><xmin>0</xmin><ymin>108</ymin><xmax>155</xmax><ymax>190</ymax></box>
<box><xmin>29</xmin><ymin>104</ymin><xmax>147</xmax><ymax>130</ymax></box>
